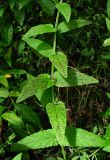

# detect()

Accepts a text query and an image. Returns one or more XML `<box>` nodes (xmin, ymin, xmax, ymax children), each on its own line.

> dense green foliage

<box><xmin>0</xmin><ymin>0</ymin><xmax>110</xmax><ymax>159</ymax></box>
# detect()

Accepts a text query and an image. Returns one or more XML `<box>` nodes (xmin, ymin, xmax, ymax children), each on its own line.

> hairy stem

<box><xmin>51</xmin><ymin>0</ymin><xmax>63</xmax><ymax>102</ymax></box>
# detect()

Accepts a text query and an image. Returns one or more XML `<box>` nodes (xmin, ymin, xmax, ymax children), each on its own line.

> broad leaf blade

<box><xmin>64</xmin><ymin>126</ymin><xmax>106</xmax><ymax>147</ymax></box>
<box><xmin>58</xmin><ymin>19</ymin><xmax>92</xmax><ymax>33</ymax></box>
<box><xmin>49</xmin><ymin>52</ymin><xmax>68</xmax><ymax>78</ymax></box>
<box><xmin>0</xmin><ymin>88</ymin><xmax>9</xmax><ymax>98</ymax></box>
<box><xmin>14</xmin><ymin>103</ymin><xmax>41</xmax><ymax>128</ymax></box>
<box><xmin>2</xmin><ymin>112</ymin><xmax>27</xmax><ymax>137</ymax></box>
<box><xmin>12</xmin><ymin>153</ymin><xmax>22</xmax><ymax>160</ymax></box>
<box><xmin>56</xmin><ymin>3</ymin><xmax>71</xmax><ymax>22</ymax></box>
<box><xmin>106</xmin><ymin>17</ymin><xmax>110</xmax><ymax>32</ymax></box>
<box><xmin>103</xmin><ymin>146</ymin><xmax>110</xmax><ymax>152</ymax></box>
<box><xmin>23</xmin><ymin>24</ymin><xmax>56</xmax><ymax>39</ymax></box>
<box><xmin>17</xmin><ymin>74</ymin><xmax>54</xmax><ymax>103</ymax></box>
<box><xmin>39</xmin><ymin>0</ymin><xmax>55</xmax><ymax>16</ymax></box>
<box><xmin>0</xmin><ymin>76</ymin><xmax>8</xmax><ymax>88</ymax></box>
<box><xmin>12</xmin><ymin>129</ymin><xmax>58</xmax><ymax>151</ymax></box>
<box><xmin>0</xmin><ymin>5</ymin><xmax>6</xmax><ymax>17</ymax></box>
<box><xmin>46</xmin><ymin>101</ymin><xmax>67</xmax><ymax>145</ymax></box>
<box><xmin>0</xmin><ymin>105</ymin><xmax>6</xmax><ymax>115</ymax></box>
<box><xmin>55</xmin><ymin>68</ymin><xmax>99</xmax><ymax>87</ymax></box>
<box><xmin>19</xmin><ymin>0</ymin><xmax>31</xmax><ymax>10</ymax></box>
<box><xmin>107</xmin><ymin>0</ymin><xmax>110</xmax><ymax>18</ymax></box>
<box><xmin>103</xmin><ymin>38</ymin><xmax>110</xmax><ymax>46</ymax></box>
<box><xmin>24</xmin><ymin>38</ymin><xmax>54</xmax><ymax>57</ymax></box>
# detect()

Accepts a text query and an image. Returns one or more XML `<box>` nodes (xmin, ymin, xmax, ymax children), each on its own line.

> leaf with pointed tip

<box><xmin>24</xmin><ymin>38</ymin><xmax>54</xmax><ymax>57</ymax></box>
<box><xmin>11</xmin><ymin>127</ymin><xmax>105</xmax><ymax>151</ymax></box>
<box><xmin>49</xmin><ymin>52</ymin><xmax>68</xmax><ymax>78</ymax></box>
<box><xmin>12</xmin><ymin>129</ymin><xmax>58</xmax><ymax>151</ymax></box>
<box><xmin>0</xmin><ymin>76</ymin><xmax>8</xmax><ymax>88</ymax></box>
<box><xmin>58</xmin><ymin>19</ymin><xmax>92</xmax><ymax>33</ymax></box>
<box><xmin>0</xmin><ymin>88</ymin><xmax>9</xmax><ymax>98</ymax></box>
<box><xmin>55</xmin><ymin>68</ymin><xmax>99</xmax><ymax>87</ymax></box>
<box><xmin>63</xmin><ymin>126</ymin><xmax>106</xmax><ymax>147</ymax></box>
<box><xmin>103</xmin><ymin>38</ymin><xmax>110</xmax><ymax>46</ymax></box>
<box><xmin>0</xmin><ymin>5</ymin><xmax>6</xmax><ymax>17</ymax></box>
<box><xmin>2</xmin><ymin>112</ymin><xmax>27</xmax><ymax>137</ymax></box>
<box><xmin>12</xmin><ymin>153</ymin><xmax>22</xmax><ymax>160</ymax></box>
<box><xmin>23</xmin><ymin>24</ymin><xmax>56</xmax><ymax>39</ymax></box>
<box><xmin>46</xmin><ymin>101</ymin><xmax>66</xmax><ymax>145</ymax></box>
<box><xmin>19</xmin><ymin>0</ymin><xmax>31</xmax><ymax>10</ymax></box>
<box><xmin>56</xmin><ymin>3</ymin><xmax>71</xmax><ymax>22</ymax></box>
<box><xmin>39</xmin><ymin>0</ymin><xmax>55</xmax><ymax>16</ymax></box>
<box><xmin>17</xmin><ymin>74</ymin><xmax>55</xmax><ymax>103</ymax></box>
<box><xmin>14</xmin><ymin>103</ymin><xmax>41</xmax><ymax>128</ymax></box>
<box><xmin>103</xmin><ymin>146</ymin><xmax>110</xmax><ymax>152</ymax></box>
<box><xmin>106</xmin><ymin>17</ymin><xmax>110</xmax><ymax>32</ymax></box>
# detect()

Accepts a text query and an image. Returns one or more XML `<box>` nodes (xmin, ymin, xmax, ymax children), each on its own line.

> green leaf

<box><xmin>107</xmin><ymin>0</ymin><xmax>110</xmax><ymax>18</ymax></box>
<box><xmin>11</xmin><ymin>129</ymin><xmax>58</xmax><ymax>151</ymax></box>
<box><xmin>14</xmin><ymin>103</ymin><xmax>41</xmax><ymax>128</ymax></box>
<box><xmin>3</xmin><ymin>69</ymin><xmax>27</xmax><ymax>76</ymax></box>
<box><xmin>9</xmin><ymin>90</ymin><xmax>20</xmax><ymax>97</ymax></box>
<box><xmin>39</xmin><ymin>0</ymin><xmax>55</xmax><ymax>16</ymax></box>
<box><xmin>58</xmin><ymin>19</ymin><xmax>92</xmax><ymax>33</ymax></box>
<box><xmin>0</xmin><ymin>5</ymin><xmax>6</xmax><ymax>17</ymax></box>
<box><xmin>101</xmin><ymin>54</ymin><xmax>110</xmax><ymax>60</ymax></box>
<box><xmin>106</xmin><ymin>92</ymin><xmax>110</xmax><ymax>99</ymax></box>
<box><xmin>103</xmin><ymin>38</ymin><xmax>110</xmax><ymax>46</ymax></box>
<box><xmin>106</xmin><ymin>17</ymin><xmax>110</xmax><ymax>32</ymax></box>
<box><xmin>46</xmin><ymin>101</ymin><xmax>66</xmax><ymax>145</ymax></box>
<box><xmin>11</xmin><ymin>127</ymin><xmax>105</xmax><ymax>151</ymax></box>
<box><xmin>49</xmin><ymin>52</ymin><xmax>68</xmax><ymax>78</ymax></box>
<box><xmin>0</xmin><ymin>88</ymin><xmax>9</xmax><ymax>98</ymax></box>
<box><xmin>19</xmin><ymin>0</ymin><xmax>31</xmax><ymax>10</ymax></box>
<box><xmin>17</xmin><ymin>74</ymin><xmax>54</xmax><ymax>103</ymax></box>
<box><xmin>103</xmin><ymin>145</ymin><xmax>110</xmax><ymax>152</ymax></box>
<box><xmin>24</xmin><ymin>38</ymin><xmax>54</xmax><ymax>57</ymax></box>
<box><xmin>2</xmin><ymin>112</ymin><xmax>27</xmax><ymax>137</ymax></box>
<box><xmin>14</xmin><ymin>9</ymin><xmax>25</xmax><ymax>26</ymax></box>
<box><xmin>105</xmin><ymin>125</ymin><xmax>110</xmax><ymax>145</ymax></box>
<box><xmin>56</xmin><ymin>3</ymin><xmax>71</xmax><ymax>22</ymax></box>
<box><xmin>18</xmin><ymin>40</ymin><xmax>25</xmax><ymax>55</ymax></box>
<box><xmin>64</xmin><ymin>126</ymin><xmax>106</xmax><ymax>147</ymax></box>
<box><xmin>23</xmin><ymin>24</ymin><xmax>56</xmax><ymax>39</ymax></box>
<box><xmin>4</xmin><ymin>47</ymin><xmax>12</xmax><ymax>67</ymax></box>
<box><xmin>0</xmin><ymin>105</ymin><xmax>6</xmax><ymax>115</ymax></box>
<box><xmin>36</xmin><ymin>88</ymin><xmax>53</xmax><ymax>107</ymax></box>
<box><xmin>0</xmin><ymin>76</ymin><xmax>8</xmax><ymax>88</ymax></box>
<box><xmin>2</xmin><ymin>23</ymin><xmax>13</xmax><ymax>45</ymax></box>
<box><xmin>8</xmin><ymin>0</ymin><xmax>16</xmax><ymax>9</ymax></box>
<box><xmin>12</xmin><ymin>153</ymin><xmax>22</xmax><ymax>160</ymax></box>
<box><xmin>54</xmin><ymin>68</ymin><xmax>99</xmax><ymax>87</ymax></box>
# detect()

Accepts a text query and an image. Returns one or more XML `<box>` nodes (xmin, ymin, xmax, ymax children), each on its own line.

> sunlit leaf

<box><xmin>49</xmin><ymin>52</ymin><xmax>68</xmax><ymax>78</ymax></box>
<box><xmin>58</xmin><ymin>19</ymin><xmax>92</xmax><ymax>33</ymax></box>
<box><xmin>23</xmin><ymin>24</ymin><xmax>56</xmax><ymax>39</ymax></box>
<box><xmin>24</xmin><ymin>38</ymin><xmax>54</xmax><ymax>57</ymax></box>
<box><xmin>56</xmin><ymin>3</ymin><xmax>71</xmax><ymax>22</ymax></box>
<box><xmin>55</xmin><ymin>68</ymin><xmax>99</xmax><ymax>87</ymax></box>
<box><xmin>12</xmin><ymin>153</ymin><xmax>22</xmax><ymax>160</ymax></box>
<box><xmin>46</xmin><ymin>101</ymin><xmax>67</xmax><ymax>145</ymax></box>
<box><xmin>12</xmin><ymin>129</ymin><xmax>58</xmax><ymax>151</ymax></box>
<box><xmin>17</xmin><ymin>74</ymin><xmax>55</xmax><ymax>103</ymax></box>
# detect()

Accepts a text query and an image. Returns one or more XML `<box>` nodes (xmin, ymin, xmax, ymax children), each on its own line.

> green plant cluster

<box><xmin>1</xmin><ymin>0</ymin><xmax>110</xmax><ymax>159</ymax></box>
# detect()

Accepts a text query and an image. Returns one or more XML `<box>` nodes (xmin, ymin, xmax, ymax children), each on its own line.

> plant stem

<box><xmin>51</xmin><ymin>1</ymin><xmax>66</xmax><ymax>159</ymax></box>
<box><xmin>61</xmin><ymin>146</ymin><xmax>66</xmax><ymax>160</ymax></box>
<box><xmin>51</xmin><ymin>0</ymin><xmax>63</xmax><ymax>102</ymax></box>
